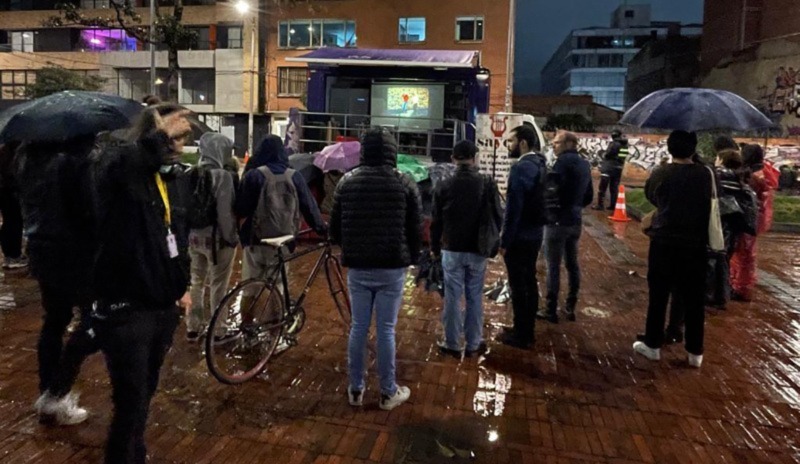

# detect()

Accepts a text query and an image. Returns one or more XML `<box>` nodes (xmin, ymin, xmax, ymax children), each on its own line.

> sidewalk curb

<box><xmin>625</xmin><ymin>205</ymin><xmax>800</xmax><ymax>234</ymax></box>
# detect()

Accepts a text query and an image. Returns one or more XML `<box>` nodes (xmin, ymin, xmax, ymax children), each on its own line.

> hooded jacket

<box><xmin>15</xmin><ymin>136</ymin><xmax>96</xmax><ymax>297</ymax></box>
<box><xmin>330</xmin><ymin>130</ymin><xmax>423</xmax><ymax>269</ymax></box>
<box><xmin>190</xmin><ymin>133</ymin><xmax>238</xmax><ymax>248</ymax></box>
<box><xmin>89</xmin><ymin>130</ymin><xmax>191</xmax><ymax>310</ymax></box>
<box><xmin>235</xmin><ymin>135</ymin><xmax>324</xmax><ymax>246</ymax></box>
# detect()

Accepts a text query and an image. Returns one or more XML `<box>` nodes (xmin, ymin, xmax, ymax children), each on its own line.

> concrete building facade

<box><xmin>540</xmin><ymin>4</ymin><xmax>701</xmax><ymax>111</ymax></box>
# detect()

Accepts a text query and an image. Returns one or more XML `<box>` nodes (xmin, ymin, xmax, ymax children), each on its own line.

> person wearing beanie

<box><xmin>330</xmin><ymin>128</ymin><xmax>422</xmax><ymax>411</ymax></box>
<box><xmin>430</xmin><ymin>140</ymin><xmax>502</xmax><ymax>359</ymax></box>
<box><xmin>633</xmin><ymin>130</ymin><xmax>712</xmax><ymax>368</ymax></box>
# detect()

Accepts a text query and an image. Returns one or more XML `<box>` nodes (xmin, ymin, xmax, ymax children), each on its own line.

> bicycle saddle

<box><xmin>261</xmin><ymin>235</ymin><xmax>295</xmax><ymax>248</ymax></box>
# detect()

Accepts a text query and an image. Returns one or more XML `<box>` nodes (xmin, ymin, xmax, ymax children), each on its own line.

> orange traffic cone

<box><xmin>608</xmin><ymin>185</ymin><xmax>632</xmax><ymax>222</ymax></box>
<box><xmin>242</xmin><ymin>150</ymin><xmax>250</xmax><ymax>166</ymax></box>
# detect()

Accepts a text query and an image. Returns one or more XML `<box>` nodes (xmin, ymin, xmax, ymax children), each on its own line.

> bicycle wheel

<box><xmin>324</xmin><ymin>255</ymin><xmax>351</xmax><ymax>327</ymax></box>
<box><xmin>206</xmin><ymin>278</ymin><xmax>285</xmax><ymax>384</ymax></box>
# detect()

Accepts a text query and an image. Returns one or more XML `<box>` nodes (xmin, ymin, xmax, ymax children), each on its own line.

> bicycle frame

<box><xmin>263</xmin><ymin>239</ymin><xmax>334</xmax><ymax>321</ymax></box>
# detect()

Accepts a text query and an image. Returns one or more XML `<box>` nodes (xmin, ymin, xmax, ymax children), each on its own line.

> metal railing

<box><xmin>294</xmin><ymin>111</ymin><xmax>469</xmax><ymax>159</ymax></box>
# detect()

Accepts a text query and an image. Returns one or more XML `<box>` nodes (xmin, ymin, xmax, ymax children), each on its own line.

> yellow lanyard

<box><xmin>154</xmin><ymin>173</ymin><xmax>171</xmax><ymax>228</ymax></box>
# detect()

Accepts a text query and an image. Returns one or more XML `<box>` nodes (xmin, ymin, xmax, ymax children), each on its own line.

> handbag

<box><xmin>477</xmin><ymin>176</ymin><xmax>501</xmax><ymax>258</ymax></box>
<box><xmin>707</xmin><ymin>167</ymin><xmax>725</xmax><ymax>253</ymax></box>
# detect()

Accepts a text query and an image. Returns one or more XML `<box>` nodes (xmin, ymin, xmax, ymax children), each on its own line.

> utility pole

<box><xmin>505</xmin><ymin>0</ymin><xmax>516</xmax><ymax>112</ymax></box>
<box><xmin>149</xmin><ymin>0</ymin><xmax>156</xmax><ymax>95</ymax></box>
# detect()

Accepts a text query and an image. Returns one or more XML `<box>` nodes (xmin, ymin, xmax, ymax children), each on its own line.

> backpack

<box><xmin>477</xmin><ymin>175</ymin><xmax>502</xmax><ymax>258</ymax></box>
<box><xmin>252</xmin><ymin>166</ymin><xmax>300</xmax><ymax>240</ymax></box>
<box><xmin>186</xmin><ymin>165</ymin><xmax>217</xmax><ymax>230</ymax></box>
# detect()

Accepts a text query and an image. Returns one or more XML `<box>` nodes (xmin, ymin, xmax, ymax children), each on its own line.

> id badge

<box><xmin>166</xmin><ymin>232</ymin><xmax>179</xmax><ymax>258</ymax></box>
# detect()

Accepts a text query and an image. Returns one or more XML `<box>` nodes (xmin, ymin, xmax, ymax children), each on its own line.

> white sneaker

<box><xmin>3</xmin><ymin>256</ymin><xmax>29</xmax><ymax>270</ymax></box>
<box><xmin>39</xmin><ymin>392</ymin><xmax>89</xmax><ymax>426</ymax></box>
<box><xmin>379</xmin><ymin>386</ymin><xmax>411</xmax><ymax>411</ymax></box>
<box><xmin>34</xmin><ymin>391</ymin><xmax>55</xmax><ymax>414</ymax></box>
<box><xmin>348</xmin><ymin>387</ymin><xmax>364</xmax><ymax>407</ymax></box>
<box><xmin>688</xmin><ymin>353</ymin><xmax>703</xmax><ymax>368</ymax></box>
<box><xmin>633</xmin><ymin>341</ymin><xmax>661</xmax><ymax>361</ymax></box>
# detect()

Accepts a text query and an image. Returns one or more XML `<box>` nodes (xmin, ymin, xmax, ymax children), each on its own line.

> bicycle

<box><xmin>205</xmin><ymin>230</ymin><xmax>350</xmax><ymax>385</ymax></box>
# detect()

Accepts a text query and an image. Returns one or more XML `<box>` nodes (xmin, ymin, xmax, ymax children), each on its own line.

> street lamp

<box><xmin>237</xmin><ymin>0</ymin><xmax>256</xmax><ymax>157</ymax></box>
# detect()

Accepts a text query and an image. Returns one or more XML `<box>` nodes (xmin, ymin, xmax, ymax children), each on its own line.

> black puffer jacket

<box><xmin>90</xmin><ymin>130</ymin><xmax>191</xmax><ymax>310</ymax></box>
<box><xmin>330</xmin><ymin>131</ymin><xmax>422</xmax><ymax>269</ymax></box>
<box><xmin>15</xmin><ymin>136</ymin><xmax>96</xmax><ymax>297</ymax></box>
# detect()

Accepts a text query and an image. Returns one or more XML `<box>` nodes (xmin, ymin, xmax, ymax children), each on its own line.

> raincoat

<box><xmin>729</xmin><ymin>162</ymin><xmax>779</xmax><ymax>299</ymax></box>
<box><xmin>190</xmin><ymin>133</ymin><xmax>238</xmax><ymax>250</ymax></box>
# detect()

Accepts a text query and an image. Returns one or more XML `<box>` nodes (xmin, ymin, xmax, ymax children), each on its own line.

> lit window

<box><xmin>456</xmin><ymin>16</ymin><xmax>483</xmax><ymax>42</ymax></box>
<box><xmin>11</xmin><ymin>31</ymin><xmax>34</xmax><ymax>52</ymax></box>
<box><xmin>180</xmin><ymin>69</ymin><xmax>215</xmax><ymax>105</ymax></box>
<box><xmin>0</xmin><ymin>70</ymin><xmax>35</xmax><ymax>100</ymax></box>
<box><xmin>278</xmin><ymin>67</ymin><xmax>307</xmax><ymax>97</ymax></box>
<box><xmin>399</xmin><ymin>17</ymin><xmax>426</xmax><ymax>43</ymax></box>
<box><xmin>80</xmin><ymin>29</ymin><xmax>137</xmax><ymax>51</ymax></box>
<box><xmin>278</xmin><ymin>19</ymin><xmax>356</xmax><ymax>49</ymax></box>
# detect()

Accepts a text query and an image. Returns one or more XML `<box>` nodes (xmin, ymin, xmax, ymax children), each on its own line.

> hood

<box><xmin>246</xmin><ymin>135</ymin><xmax>288</xmax><ymax>172</ymax></box>
<box><xmin>199</xmin><ymin>132</ymin><xmax>233</xmax><ymax>169</ymax></box>
<box><xmin>360</xmin><ymin>130</ymin><xmax>397</xmax><ymax>167</ymax></box>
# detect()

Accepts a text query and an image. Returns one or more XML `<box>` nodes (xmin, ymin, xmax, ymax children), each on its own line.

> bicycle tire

<box><xmin>205</xmin><ymin>278</ymin><xmax>285</xmax><ymax>384</ymax></box>
<box><xmin>324</xmin><ymin>255</ymin><xmax>351</xmax><ymax>327</ymax></box>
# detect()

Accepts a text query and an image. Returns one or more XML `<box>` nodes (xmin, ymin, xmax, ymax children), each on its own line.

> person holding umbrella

<box><xmin>89</xmin><ymin>103</ymin><xmax>193</xmax><ymax>464</ymax></box>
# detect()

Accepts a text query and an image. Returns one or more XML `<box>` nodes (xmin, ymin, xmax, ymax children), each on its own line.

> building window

<box><xmin>624</xmin><ymin>10</ymin><xmax>635</xmax><ymax>18</ymax></box>
<box><xmin>278</xmin><ymin>67</ymin><xmax>307</xmax><ymax>97</ymax></box>
<box><xmin>117</xmin><ymin>68</ymin><xmax>169</xmax><ymax>102</ymax></box>
<box><xmin>278</xmin><ymin>19</ymin><xmax>356</xmax><ymax>49</ymax></box>
<box><xmin>180</xmin><ymin>69</ymin><xmax>215</xmax><ymax>105</ymax></box>
<box><xmin>398</xmin><ymin>17</ymin><xmax>425</xmax><ymax>43</ymax></box>
<box><xmin>80</xmin><ymin>0</ymin><xmax>110</xmax><ymax>7</ymax></box>
<box><xmin>217</xmin><ymin>25</ymin><xmax>243</xmax><ymax>49</ymax></box>
<box><xmin>11</xmin><ymin>31</ymin><xmax>34</xmax><ymax>52</ymax></box>
<box><xmin>79</xmin><ymin>29</ymin><xmax>137</xmax><ymax>51</ymax></box>
<box><xmin>455</xmin><ymin>16</ymin><xmax>483</xmax><ymax>42</ymax></box>
<box><xmin>187</xmin><ymin>26</ymin><xmax>210</xmax><ymax>50</ymax></box>
<box><xmin>0</xmin><ymin>70</ymin><xmax>35</xmax><ymax>100</ymax></box>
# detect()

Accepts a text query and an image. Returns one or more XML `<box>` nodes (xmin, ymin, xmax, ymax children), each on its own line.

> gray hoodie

<box><xmin>190</xmin><ymin>132</ymin><xmax>238</xmax><ymax>247</ymax></box>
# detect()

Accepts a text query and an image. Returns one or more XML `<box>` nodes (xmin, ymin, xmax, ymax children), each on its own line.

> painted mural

<box><xmin>757</xmin><ymin>65</ymin><xmax>800</xmax><ymax>135</ymax></box>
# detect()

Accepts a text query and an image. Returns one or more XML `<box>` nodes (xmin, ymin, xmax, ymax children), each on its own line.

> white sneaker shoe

<box><xmin>633</xmin><ymin>341</ymin><xmax>661</xmax><ymax>361</ymax></box>
<box><xmin>34</xmin><ymin>391</ymin><xmax>56</xmax><ymax>414</ymax></box>
<box><xmin>379</xmin><ymin>386</ymin><xmax>411</xmax><ymax>411</ymax></box>
<box><xmin>348</xmin><ymin>387</ymin><xmax>364</xmax><ymax>407</ymax></box>
<box><xmin>39</xmin><ymin>392</ymin><xmax>89</xmax><ymax>426</ymax></box>
<box><xmin>688</xmin><ymin>353</ymin><xmax>703</xmax><ymax>368</ymax></box>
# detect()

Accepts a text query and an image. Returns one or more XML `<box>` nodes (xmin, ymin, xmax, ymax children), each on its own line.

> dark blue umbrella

<box><xmin>0</xmin><ymin>90</ymin><xmax>143</xmax><ymax>143</ymax></box>
<box><xmin>620</xmin><ymin>88</ymin><xmax>775</xmax><ymax>132</ymax></box>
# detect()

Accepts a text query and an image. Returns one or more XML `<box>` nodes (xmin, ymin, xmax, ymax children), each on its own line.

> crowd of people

<box><xmin>0</xmin><ymin>96</ymin><xmax>779</xmax><ymax>463</ymax></box>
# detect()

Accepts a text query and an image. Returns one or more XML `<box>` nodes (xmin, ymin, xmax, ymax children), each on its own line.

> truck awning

<box><xmin>285</xmin><ymin>48</ymin><xmax>479</xmax><ymax>68</ymax></box>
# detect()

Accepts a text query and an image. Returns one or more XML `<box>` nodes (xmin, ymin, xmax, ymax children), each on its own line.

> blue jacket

<box><xmin>501</xmin><ymin>153</ymin><xmax>547</xmax><ymax>247</ymax></box>
<box><xmin>548</xmin><ymin>150</ymin><xmax>593</xmax><ymax>226</ymax></box>
<box><xmin>235</xmin><ymin>135</ymin><xmax>325</xmax><ymax>246</ymax></box>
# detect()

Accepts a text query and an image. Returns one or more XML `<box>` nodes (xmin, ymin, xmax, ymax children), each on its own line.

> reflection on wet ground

<box><xmin>1</xmin><ymin>210</ymin><xmax>800</xmax><ymax>462</ymax></box>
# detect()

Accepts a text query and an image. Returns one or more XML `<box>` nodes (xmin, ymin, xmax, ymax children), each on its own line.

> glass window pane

<box><xmin>310</xmin><ymin>20</ymin><xmax>323</xmax><ymax>47</ymax></box>
<box><xmin>289</xmin><ymin>20</ymin><xmax>311</xmax><ymax>48</ymax></box>
<box><xmin>345</xmin><ymin>21</ymin><xmax>356</xmax><ymax>47</ymax></box>
<box><xmin>279</xmin><ymin>22</ymin><xmax>288</xmax><ymax>48</ymax></box>
<box><xmin>399</xmin><ymin>17</ymin><xmax>425</xmax><ymax>43</ymax></box>
<box><xmin>457</xmin><ymin>20</ymin><xmax>474</xmax><ymax>41</ymax></box>
<box><xmin>475</xmin><ymin>18</ymin><xmax>483</xmax><ymax>40</ymax></box>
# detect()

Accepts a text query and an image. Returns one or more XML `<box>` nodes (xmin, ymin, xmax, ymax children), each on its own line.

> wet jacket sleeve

<box><xmin>604</xmin><ymin>142</ymin><xmax>620</xmax><ymax>161</ymax></box>
<box><xmin>582</xmin><ymin>173</ymin><xmax>594</xmax><ymax>207</ymax></box>
<box><xmin>501</xmin><ymin>161</ymin><xmax>537</xmax><ymax>248</ymax></box>
<box><xmin>292</xmin><ymin>171</ymin><xmax>326</xmax><ymax>233</ymax></box>
<box><xmin>491</xmin><ymin>179</ymin><xmax>504</xmax><ymax>231</ymax></box>
<box><xmin>403</xmin><ymin>174</ymin><xmax>423</xmax><ymax>265</ymax></box>
<box><xmin>430</xmin><ymin>184</ymin><xmax>444</xmax><ymax>255</ymax></box>
<box><xmin>214</xmin><ymin>171</ymin><xmax>238</xmax><ymax>246</ymax></box>
<box><xmin>644</xmin><ymin>166</ymin><xmax>664</xmax><ymax>207</ymax></box>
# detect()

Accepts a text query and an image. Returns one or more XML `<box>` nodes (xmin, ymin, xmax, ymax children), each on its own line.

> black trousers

<box><xmin>645</xmin><ymin>241</ymin><xmax>706</xmax><ymax>355</ymax></box>
<box><xmin>597</xmin><ymin>171</ymin><xmax>622</xmax><ymax>208</ymax></box>
<box><xmin>38</xmin><ymin>283</ymin><xmax>98</xmax><ymax>397</ymax></box>
<box><xmin>503</xmin><ymin>237</ymin><xmax>543</xmax><ymax>342</ymax></box>
<box><xmin>94</xmin><ymin>307</ymin><xmax>179</xmax><ymax>464</ymax></box>
<box><xmin>0</xmin><ymin>188</ymin><xmax>23</xmax><ymax>259</ymax></box>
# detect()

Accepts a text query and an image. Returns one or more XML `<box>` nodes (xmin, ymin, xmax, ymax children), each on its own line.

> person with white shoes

<box><xmin>633</xmin><ymin>130</ymin><xmax>711</xmax><ymax>368</ymax></box>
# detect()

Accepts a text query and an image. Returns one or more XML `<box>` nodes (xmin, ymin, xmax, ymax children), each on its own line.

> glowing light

<box><xmin>90</xmin><ymin>38</ymin><xmax>102</xmax><ymax>45</ymax></box>
<box><xmin>155</xmin><ymin>78</ymin><xmax>164</xmax><ymax>85</ymax></box>
<box><xmin>487</xmin><ymin>430</ymin><xmax>499</xmax><ymax>442</ymax></box>
<box><xmin>234</xmin><ymin>0</ymin><xmax>249</xmax><ymax>14</ymax></box>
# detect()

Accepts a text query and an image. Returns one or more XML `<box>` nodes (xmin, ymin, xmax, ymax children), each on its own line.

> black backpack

<box><xmin>186</xmin><ymin>165</ymin><xmax>217</xmax><ymax>230</ymax></box>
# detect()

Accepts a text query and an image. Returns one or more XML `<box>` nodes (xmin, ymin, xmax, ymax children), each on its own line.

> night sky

<box><xmin>514</xmin><ymin>0</ymin><xmax>705</xmax><ymax>94</ymax></box>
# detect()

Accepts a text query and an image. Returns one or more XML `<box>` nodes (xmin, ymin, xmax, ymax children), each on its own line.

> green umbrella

<box><xmin>396</xmin><ymin>154</ymin><xmax>430</xmax><ymax>183</ymax></box>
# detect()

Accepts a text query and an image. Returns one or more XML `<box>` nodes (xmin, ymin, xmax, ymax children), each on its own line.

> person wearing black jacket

<box><xmin>497</xmin><ymin>125</ymin><xmax>548</xmax><ymax>349</ymax></box>
<box><xmin>330</xmin><ymin>128</ymin><xmax>422</xmax><ymax>411</ymax></box>
<box><xmin>15</xmin><ymin>135</ymin><xmax>99</xmax><ymax>425</ymax></box>
<box><xmin>0</xmin><ymin>142</ymin><xmax>27</xmax><ymax>270</ymax></box>
<box><xmin>431</xmin><ymin>140</ymin><xmax>502</xmax><ymax>358</ymax></box>
<box><xmin>594</xmin><ymin>130</ymin><xmax>629</xmax><ymax>210</ymax></box>
<box><xmin>538</xmin><ymin>131</ymin><xmax>593</xmax><ymax>323</ymax></box>
<box><xmin>633</xmin><ymin>130</ymin><xmax>711</xmax><ymax>369</ymax></box>
<box><xmin>89</xmin><ymin>104</ymin><xmax>193</xmax><ymax>464</ymax></box>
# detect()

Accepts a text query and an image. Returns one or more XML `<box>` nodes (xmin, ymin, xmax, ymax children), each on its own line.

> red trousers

<box><xmin>729</xmin><ymin>234</ymin><xmax>757</xmax><ymax>299</ymax></box>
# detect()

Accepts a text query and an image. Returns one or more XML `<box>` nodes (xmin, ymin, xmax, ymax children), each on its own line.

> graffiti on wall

<box><xmin>756</xmin><ymin>66</ymin><xmax>800</xmax><ymax>133</ymax></box>
<box><xmin>544</xmin><ymin>135</ymin><xmax>672</xmax><ymax>171</ymax></box>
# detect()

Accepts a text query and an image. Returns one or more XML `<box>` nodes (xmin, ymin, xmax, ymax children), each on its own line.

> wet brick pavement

<box><xmin>1</xmin><ymin>209</ymin><xmax>800</xmax><ymax>463</ymax></box>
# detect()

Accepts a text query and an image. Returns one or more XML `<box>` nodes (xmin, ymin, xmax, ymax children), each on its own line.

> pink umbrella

<box><xmin>313</xmin><ymin>141</ymin><xmax>361</xmax><ymax>173</ymax></box>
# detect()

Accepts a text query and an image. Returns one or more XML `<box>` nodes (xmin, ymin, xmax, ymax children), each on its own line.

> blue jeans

<box><xmin>347</xmin><ymin>268</ymin><xmax>406</xmax><ymax>397</ymax></box>
<box><xmin>544</xmin><ymin>224</ymin><xmax>582</xmax><ymax>314</ymax></box>
<box><xmin>441</xmin><ymin>251</ymin><xmax>487</xmax><ymax>351</ymax></box>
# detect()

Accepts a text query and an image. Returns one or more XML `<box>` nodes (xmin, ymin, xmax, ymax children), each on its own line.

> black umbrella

<box><xmin>0</xmin><ymin>90</ymin><xmax>143</xmax><ymax>143</ymax></box>
<box><xmin>289</xmin><ymin>152</ymin><xmax>323</xmax><ymax>184</ymax></box>
<box><xmin>620</xmin><ymin>88</ymin><xmax>775</xmax><ymax>132</ymax></box>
